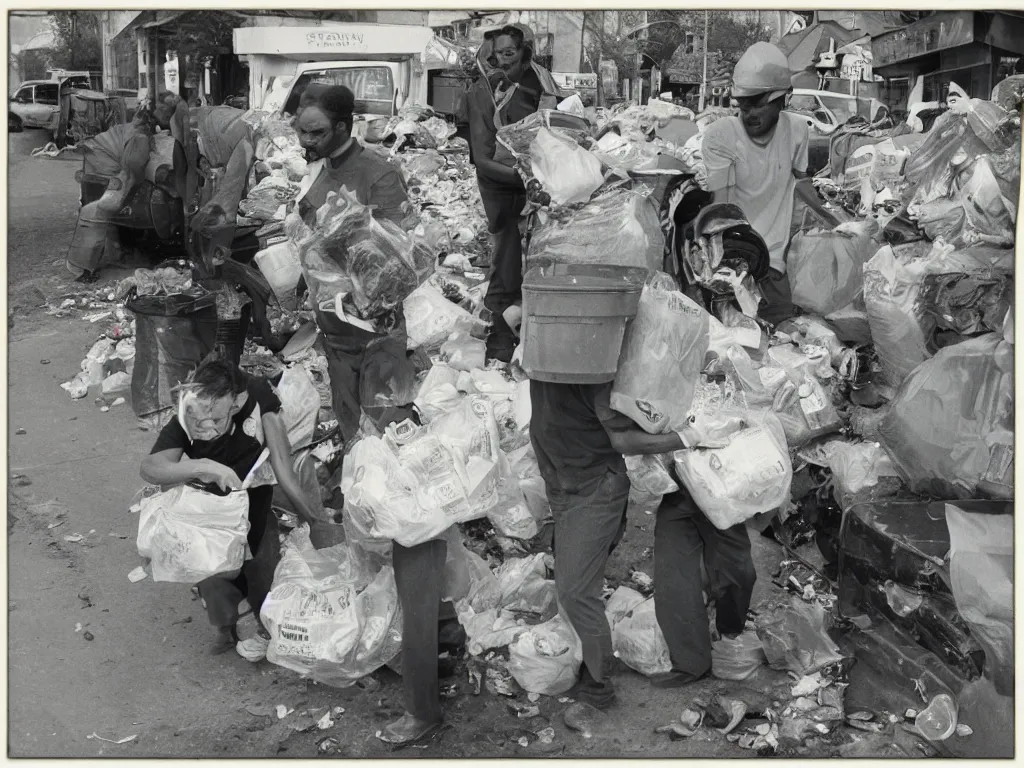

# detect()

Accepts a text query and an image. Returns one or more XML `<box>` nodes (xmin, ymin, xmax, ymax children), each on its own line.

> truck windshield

<box><xmin>284</xmin><ymin>66</ymin><xmax>394</xmax><ymax>117</ymax></box>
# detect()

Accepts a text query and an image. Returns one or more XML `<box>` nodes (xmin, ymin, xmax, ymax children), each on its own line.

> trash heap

<box><xmin>111</xmin><ymin>94</ymin><xmax>1013</xmax><ymax>754</ymax></box>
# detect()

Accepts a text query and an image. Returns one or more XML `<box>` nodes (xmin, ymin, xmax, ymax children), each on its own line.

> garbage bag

<box><xmin>136</xmin><ymin>485</ymin><xmax>250</xmax><ymax>583</ymax></box>
<box><xmin>529</xmin><ymin>127</ymin><xmax>605</xmax><ymax>206</ymax></box>
<box><xmin>404</xmin><ymin>282</ymin><xmax>478</xmax><ymax>352</ymax></box>
<box><xmin>494</xmin><ymin>109</ymin><xmax>594</xmax><ymax>167</ymax></box>
<box><xmin>494</xmin><ymin>553</ymin><xmax>558</xmax><ymax>621</ymax></box>
<box><xmin>954</xmin><ymin>156</ymin><xmax>1016</xmax><ymax>247</ymax></box>
<box><xmin>611</xmin><ymin>272</ymin><xmax>710</xmax><ymax>434</ymax></box>
<box><xmin>528</xmin><ymin>184</ymin><xmax>665</xmax><ymax>273</ymax></box>
<box><xmin>442</xmin><ymin>531</ymin><xmax>500</xmax><ymax>612</ymax></box>
<box><xmin>273</xmin><ymin>366</ymin><xmax>320</xmax><ymax>451</ymax></box>
<box><xmin>126</xmin><ymin>292</ymin><xmax>218</xmax><ymax>418</ymax></box>
<box><xmin>903</xmin><ymin>112</ymin><xmax>990</xmax><ymax>208</ymax></box>
<box><xmin>945</xmin><ymin>504</ymin><xmax>1013</xmax><ymax>696</ymax></box>
<box><xmin>787</xmin><ymin>219</ymin><xmax>881</xmax><ymax>316</ymax></box>
<box><xmin>625</xmin><ymin>454</ymin><xmax>679</xmax><ymax>496</ymax></box>
<box><xmin>878</xmin><ymin>333</ymin><xmax>1013</xmax><ymax>500</ymax></box>
<box><xmin>820</xmin><ymin>440</ymin><xmax>900</xmax><ymax>511</ymax></box>
<box><xmin>711</xmin><ymin>630</ymin><xmax>767</xmax><ymax>681</ymax></box>
<box><xmin>489</xmin><ymin>481</ymin><xmax>539</xmax><ymax>541</ymax></box>
<box><xmin>609</xmin><ymin>595</ymin><xmax>672</xmax><ymax>677</ymax></box>
<box><xmin>412</xmin><ymin>363</ymin><xmax>463</xmax><ymax>423</ymax></box>
<box><xmin>507</xmin><ymin>614</ymin><xmax>584</xmax><ymax>696</ymax></box>
<box><xmin>262</xmin><ymin>533</ymin><xmax>402</xmax><ymax>687</ymax></box>
<box><xmin>673</xmin><ymin>411</ymin><xmax>792</xmax><ymax>529</ymax></box>
<box><xmin>254</xmin><ymin>240</ymin><xmax>303</xmax><ymax>306</ymax></box>
<box><xmin>440</xmin><ymin>331</ymin><xmax>486</xmax><ymax>372</ymax></box>
<box><xmin>755</xmin><ymin>597</ymin><xmax>845</xmax><ymax>676</ymax></box>
<box><xmin>768</xmin><ymin>371</ymin><xmax>843</xmax><ymax>448</ymax></box>
<box><xmin>605</xmin><ymin>585</ymin><xmax>647</xmax><ymax>628</ymax></box>
<box><xmin>507</xmin><ymin>443</ymin><xmax>551</xmax><ymax>523</ymax></box>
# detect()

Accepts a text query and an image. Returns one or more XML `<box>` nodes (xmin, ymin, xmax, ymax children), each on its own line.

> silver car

<box><xmin>9</xmin><ymin>80</ymin><xmax>60</xmax><ymax>129</ymax></box>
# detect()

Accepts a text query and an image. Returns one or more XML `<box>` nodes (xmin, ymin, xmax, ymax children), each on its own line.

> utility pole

<box><xmin>579</xmin><ymin>10</ymin><xmax>587</xmax><ymax>72</ymax></box>
<box><xmin>698</xmin><ymin>10</ymin><xmax>709</xmax><ymax>111</ymax></box>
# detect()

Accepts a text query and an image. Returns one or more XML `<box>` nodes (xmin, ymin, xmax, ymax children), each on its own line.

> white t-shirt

<box><xmin>701</xmin><ymin>112</ymin><xmax>809</xmax><ymax>274</ymax></box>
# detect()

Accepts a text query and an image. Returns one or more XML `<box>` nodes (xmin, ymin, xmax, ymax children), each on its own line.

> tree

<box><xmin>49</xmin><ymin>10</ymin><xmax>102</xmax><ymax>71</ymax></box>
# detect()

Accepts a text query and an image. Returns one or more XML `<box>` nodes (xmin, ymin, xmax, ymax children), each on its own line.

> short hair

<box><xmin>298</xmin><ymin>84</ymin><xmax>355</xmax><ymax>133</ymax></box>
<box><xmin>185</xmin><ymin>353</ymin><xmax>246</xmax><ymax>400</ymax></box>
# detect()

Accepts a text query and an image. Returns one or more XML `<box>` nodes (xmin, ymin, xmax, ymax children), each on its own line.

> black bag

<box><xmin>126</xmin><ymin>291</ymin><xmax>218</xmax><ymax>418</ymax></box>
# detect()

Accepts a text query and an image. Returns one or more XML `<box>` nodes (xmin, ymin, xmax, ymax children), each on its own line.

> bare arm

<box><xmin>263</xmin><ymin>412</ymin><xmax>320</xmax><ymax>525</ymax></box>
<box><xmin>140</xmin><ymin>447</ymin><xmax>242</xmax><ymax>491</ymax></box>
<box><xmin>606</xmin><ymin>426</ymin><xmax>686</xmax><ymax>457</ymax></box>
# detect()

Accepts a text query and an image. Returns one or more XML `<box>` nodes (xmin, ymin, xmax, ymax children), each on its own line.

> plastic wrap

<box><xmin>755</xmin><ymin>597</ymin><xmax>844</xmax><ymax>676</ymax></box>
<box><xmin>711</xmin><ymin>631</ymin><xmax>767</xmax><ymax>681</ymax></box>
<box><xmin>494</xmin><ymin>110</ymin><xmax>593</xmax><ymax>166</ymax></box>
<box><xmin>625</xmin><ymin>454</ymin><xmax>679</xmax><ymax>496</ymax></box>
<box><xmin>673</xmin><ymin>411</ymin><xmax>792</xmax><ymax>529</ymax></box>
<box><xmin>529</xmin><ymin>127</ymin><xmax>605</xmax><ymax>206</ymax></box>
<box><xmin>494</xmin><ymin>553</ymin><xmax>558</xmax><ymax>620</ymax></box>
<box><xmin>609</xmin><ymin>595</ymin><xmax>672</xmax><ymax>677</ymax></box>
<box><xmin>507</xmin><ymin>614</ymin><xmax>583</xmax><ymax>695</ymax></box>
<box><xmin>611</xmin><ymin>272</ymin><xmax>709</xmax><ymax>434</ymax></box>
<box><xmin>412</xmin><ymin>363</ymin><xmax>463</xmax><ymax>423</ymax></box>
<box><xmin>238</xmin><ymin>176</ymin><xmax>301</xmax><ymax>221</ymax></box>
<box><xmin>820</xmin><ymin>440</ymin><xmax>900</xmax><ymax>511</ymax></box>
<box><xmin>136</xmin><ymin>485</ymin><xmax>250</xmax><ymax>583</ymax></box>
<box><xmin>787</xmin><ymin>219</ymin><xmax>881</xmax><ymax>316</ymax></box>
<box><xmin>945</xmin><ymin>504</ymin><xmax>1013</xmax><ymax>695</ymax></box>
<box><xmin>272</xmin><ymin>366</ymin><xmax>321</xmax><ymax>451</ymax></box>
<box><xmin>903</xmin><ymin>112</ymin><xmax>989</xmax><ymax>208</ymax></box>
<box><xmin>878</xmin><ymin>333</ymin><xmax>1013</xmax><ymax>500</ymax></box>
<box><xmin>529</xmin><ymin>185</ymin><xmax>665</xmax><ymax>272</ymax></box>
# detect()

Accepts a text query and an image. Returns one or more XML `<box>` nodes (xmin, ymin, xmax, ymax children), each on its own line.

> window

<box><xmin>284</xmin><ymin>66</ymin><xmax>395</xmax><ymax>117</ymax></box>
<box><xmin>35</xmin><ymin>83</ymin><xmax>58</xmax><ymax>105</ymax></box>
<box><xmin>12</xmin><ymin>87</ymin><xmax>33</xmax><ymax>104</ymax></box>
<box><xmin>819</xmin><ymin>95</ymin><xmax>857</xmax><ymax>125</ymax></box>
<box><xmin>788</xmin><ymin>95</ymin><xmax>819</xmax><ymax>112</ymax></box>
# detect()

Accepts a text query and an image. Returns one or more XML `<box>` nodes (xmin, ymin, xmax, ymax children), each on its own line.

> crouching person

<box><xmin>140</xmin><ymin>351</ymin><xmax>321</xmax><ymax>660</ymax></box>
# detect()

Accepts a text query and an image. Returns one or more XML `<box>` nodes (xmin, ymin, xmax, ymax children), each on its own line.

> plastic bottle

<box><xmin>915</xmin><ymin>692</ymin><xmax>958</xmax><ymax>741</ymax></box>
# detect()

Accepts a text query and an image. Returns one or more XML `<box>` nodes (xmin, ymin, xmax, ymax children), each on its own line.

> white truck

<box><xmin>232</xmin><ymin>23</ymin><xmax>462</xmax><ymax>122</ymax></box>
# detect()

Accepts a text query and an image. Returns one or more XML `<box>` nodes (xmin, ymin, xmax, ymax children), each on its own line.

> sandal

<box><xmin>377</xmin><ymin>713</ymin><xmax>442</xmax><ymax>745</ymax></box>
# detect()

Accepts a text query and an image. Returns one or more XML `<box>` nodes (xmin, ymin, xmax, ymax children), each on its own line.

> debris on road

<box><xmin>86</xmin><ymin>732</ymin><xmax>137</xmax><ymax>745</ymax></box>
<box><xmin>127</xmin><ymin>566</ymin><xmax>148</xmax><ymax>583</ymax></box>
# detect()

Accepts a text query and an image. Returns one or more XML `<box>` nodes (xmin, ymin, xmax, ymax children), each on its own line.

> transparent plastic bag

<box><xmin>673</xmin><ymin>411</ymin><xmax>792</xmax><ymax>529</ymax></box>
<box><xmin>755</xmin><ymin>597</ymin><xmax>844</xmax><ymax>676</ymax></box>
<box><xmin>903</xmin><ymin>112</ymin><xmax>989</xmax><ymax>208</ymax></box>
<box><xmin>605</xmin><ymin>585</ymin><xmax>647</xmax><ymax>628</ymax></box>
<box><xmin>413</xmin><ymin>363</ymin><xmax>463</xmax><ymax>423</ymax></box>
<box><xmin>945</xmin><ymin>504</ymin><xmax>1013</xmax><ymax>695</ymax></box>
<box><xmin>625</xmin><ymin>453</ymin><xmax>679</xmax><ymax>496</ymax></box>
<box><xmin>769</xmin><ymin>373</ymin><xmax>843</xmax><ymax>448</ymax></box>
<box><xmin>711</xmin><ymin>630</ymin><xmax>767</xmax><ymax>681</ymax></box>
<box><xmin>955</xmin><ymin>156</ymin><xmax>1016</xmax><ymax>247</ymax></box>
<box><xmin>787</xmin><ymin>220</ymin><xmax>881</xmax><ymax>316</ymax></box>
<box><xmin>403</xmin><ymin>282</ymin><xmax>478</xmax><ymax>353</ymax></box>
<box><xmin>262</xmin><ymin>530</ymin><xmax>402</xmax><ymax>688</ymax></box>
<box><xmin>440</xmin><ymin>331</ymin><xmax>486</xmax><ymax>372</ymax></box>
<box><xmin>494</xmin><ymin>553</ymin><xmax>558</xmax><ymax>621</ymax></box>
<box><xmin>878</xmin><ymin>333</ymin><xmax>1013</xmax><ymax>499</ymax></box>
<box><xmin>529</xmin><ymin>185</ymin><xmax>665</xmax><ymax>273</ymax></box>
<box><xmin>488</xmin><ymin>482</ymin><xmax>539</xmax><ymax>541</ymax></box>
<box><xmin>820</xmin><ymin>440</ymin><xmax>899</xmax><ymax>511</ymax></box>
<box><xmin>136</xmin><ymin>485</ymin><xmax>250</xmax><ymax>583</ymax></box>
<box><xmin>442</xmin><ymin>530</ymin><xmax>501</xmax><ymax>611</ymax></box>
<box><xmin>530</xmin><ymin>127</ymin><xmax>605</xmax><ymax>206</ymax></box>
<box><xmin>611</xmin><ymin>272</ymin><xmax>710</xmax><ymax>434</ymax></box>
<box><xmin>507</xmin><ymin>613</ymin><xmax>584</xmax><ymax>695</ymax></box>
<box><xmin>610</xmin><ymin>596</ymin><xmax>672</xmax><ymax>677</ymax></box>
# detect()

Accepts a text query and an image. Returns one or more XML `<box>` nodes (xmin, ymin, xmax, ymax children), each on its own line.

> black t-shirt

<box><xmin>150</xmin><ymin>375</ymin><xmax>282</xmax><ymax>493</ymax></box>
<box><xmin>529</xmin><ymin>380</ymin><xmax>633</xmax><ymax>491</ymax></box>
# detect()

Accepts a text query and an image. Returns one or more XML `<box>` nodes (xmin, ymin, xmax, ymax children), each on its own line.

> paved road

<box><xmin>5</xmin><ymin>127</ymin><xmax>1010</xmax><ymax>759</ymax></box>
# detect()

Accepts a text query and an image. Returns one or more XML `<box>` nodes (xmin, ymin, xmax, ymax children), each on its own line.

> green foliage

<box><xmin>48</xmin><ymin>10</ymin><xmax>102</xmax><ymax>71</ymax></box>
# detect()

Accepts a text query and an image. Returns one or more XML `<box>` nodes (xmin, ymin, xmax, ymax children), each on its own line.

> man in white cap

<box><xmin>702</xmin><ymin>42</ymin><xmax>809</xmax><ymax>325</ymax></box>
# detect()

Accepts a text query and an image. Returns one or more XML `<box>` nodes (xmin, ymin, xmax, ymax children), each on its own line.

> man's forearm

<box><xmin>614</xmin><ymin>429</ymin><xmax>686</xmax><ymax>457</ymax></box>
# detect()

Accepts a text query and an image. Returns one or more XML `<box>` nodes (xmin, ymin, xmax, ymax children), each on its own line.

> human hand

<box><xmin>193</xmin><ymin>459</ymin><xmax>242</xmax><ymax>492</ymax></box>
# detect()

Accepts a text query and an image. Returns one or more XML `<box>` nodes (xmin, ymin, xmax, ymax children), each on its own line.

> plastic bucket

<box><xmin>521</xmin><ymin>264</ymin><xmax>646</xmax><ymax>384</ymax></box>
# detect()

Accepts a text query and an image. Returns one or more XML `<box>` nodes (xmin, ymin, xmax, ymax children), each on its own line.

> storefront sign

<box><xmin>552</xmin><ymin>72</ymin><xmax>598</xmax><ymax>91</ymax></box>
<box><xmin>305</xmin><ymin>31</ymin><xmax>367</xmax><ymax>51</ymax></box>
<box><xmin>874</xmin><ymin>11</ymin><xmax>975</xmax><ymax>68</ymax></box>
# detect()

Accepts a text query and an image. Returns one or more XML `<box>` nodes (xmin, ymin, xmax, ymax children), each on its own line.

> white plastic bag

<box><xmin>821</xmin><ymin>440</ymin><xmax>899</xmax><ymax>510</ymax></box>
<box><xmin>413</xmin><ymin>363</ymin><xmax>463</xmax><ymax>423</ymax></box>
<box><xmin>609</xmin><ymin>594</ymin><xmax>672</xmax><ymax>677</ymax></box>
<box><xmin>136</xmin><ymin>485</ymin><xmax>250</xmax><ymax>583</ymax></box>
<box><xmin>507</xmin><ymin>614</ymin><xmax>584</xmax><ymax>695</ymax></box>
<box><xmin>440</xmin><ymin>331</ymin><xmax>486</xmax><ymax>372</ymax></box>
<box><xmin>488</xmin><ymin>485</ymin><xmax>539</xmax><ymax>541</ymax></box>
<box><xmin>273</xmin><ymin>366</ymin><xmax>320</xmax><ymax>451</ymax></box>
<box><xmin>530</xmin><ymin>127</ymin><xmax>604</xmax><ymax>206</ymax></box>
<box><xmin>673</xmin><ymin>411</ymin><xmax>792</xmax><ymax>529</ymax></box>
<box><xmin>612</xmin><ymin>273</ymin><xmax>710</xmax><ymax>434</ymax></box>
<box><xmin>261</xmin><ymin>529</ymin><xmax>402</xmax><ymax>687</ymax></box>
<box><xmin>404</xmin><ymin>282</ymin><xmax>478</xmax><ymax>352</ymax></box>
<box><xmin>255</xmin><ymin>240</ymin><xmax>303</xmax><ymax>305</ymax></box>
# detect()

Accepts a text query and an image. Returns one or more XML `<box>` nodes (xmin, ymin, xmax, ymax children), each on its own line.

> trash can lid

<box><xmin>523</xmin><ymin>263</ymin><xmax>648</xmax><ymax>293</ymax></box>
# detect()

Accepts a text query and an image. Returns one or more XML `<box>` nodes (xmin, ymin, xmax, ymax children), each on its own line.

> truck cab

<box><xmin>233</xmin><ymin>24</ymin><xmax>461</xmax><ymax>123</ymax></box>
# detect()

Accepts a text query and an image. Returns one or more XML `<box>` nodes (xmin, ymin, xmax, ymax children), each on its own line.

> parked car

<box><xmin>9</xmin><ymin>110</ymin><xmax>23</xmax><ymax>132</ymax></box>
<box><xmin>10</xmin><ymin>80</ymin><xmax>60</xmax><ymax>129</ymax></box>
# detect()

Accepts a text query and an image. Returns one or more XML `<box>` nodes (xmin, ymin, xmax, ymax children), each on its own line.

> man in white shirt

<box><xmin>702</xmin><ymin>42</ymin><xmax>809</xmax><ymax>325</ymax></box>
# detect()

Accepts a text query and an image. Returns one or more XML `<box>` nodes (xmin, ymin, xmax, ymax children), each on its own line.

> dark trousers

<box><xmin>393</xmin><ymin>537</ymin><xmax>448</xmax><ymax>723</ymax></box>
<box><xmin>314</xmin><ymin>307</ymin><xmax>416</xmax><ymax>444</ymax></box>
<box><xmin>197</xmin><ymin>486</ymin><xmax>280</xmax><ymax>629</ymax></box>
<box><xmin>758</xmin><ymin>268</ymin><xmax>798</xmax><ymax>326</ymax></box>
<box><xmin>654</xmin><ymin>488</ymin><xmax>757</xmax><ymax>677</ymax></box>
<box><xmin>546</xmin><ymin>468</ymin><xmax>631</xmax><ymax>683</ymax></box>
<box><xmin>478</xmin><ymin>178</ymin><xmax>526</xmax><ymax>362</ymax></box>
